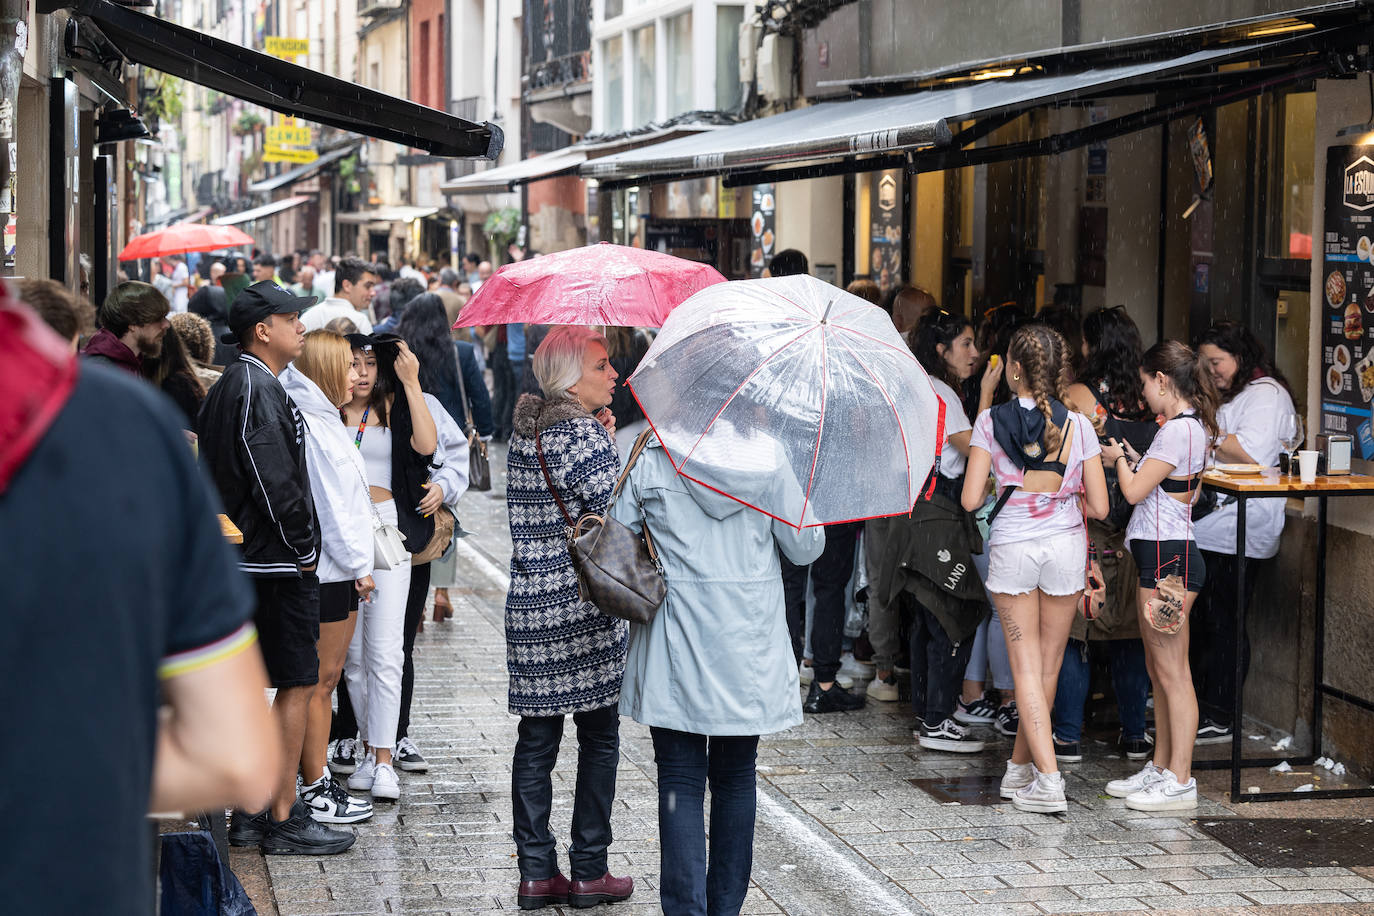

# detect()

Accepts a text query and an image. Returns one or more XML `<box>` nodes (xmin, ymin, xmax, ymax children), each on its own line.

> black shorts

<box><xmin>318</xmin><ymin>580</ymin><xmax>359</xmax><ymax>624</ymax></box>
<box><xmin>253</xmin><ymin>573</ymin><xmax>320</xmax><ymax>688</ymax></box>
<box><xmin>1130</xmin><ymin>539</ymin><xmax>1205</xmax><ymax>593</ymax></box>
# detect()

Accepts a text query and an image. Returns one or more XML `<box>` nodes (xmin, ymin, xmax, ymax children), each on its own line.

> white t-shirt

<box><xmin>300</xmin><ymin>298</ymin><xmax>374</xmax><ymax>334</ymax></box>
<box><xmin>930</xmin><ymin>377</ymin><xmax>972</xmax><ymax>479</ymax></box>
<box><xmin>316</xmin><ymin>269</ymin><xmax>336</xmax><ymax>297</ymax></box>
<box><xmin>1194</xmin><ymin>378</ymin><xmax>1294</xmax><ymax>558</ymax></box>
<box><xmin>170</xmin><ymin>262</ymin><xmax>190</xmax><ymax>313</ymax></box>
<box><xmin>1126</xmin><ymin>413</ymin><xmax>1209</xmax><ymax>546</ymax></box>
<box><xmin>970</xmin><ymin>399</ymin><xmax>1101</xmax><ymax>546</ymax></box>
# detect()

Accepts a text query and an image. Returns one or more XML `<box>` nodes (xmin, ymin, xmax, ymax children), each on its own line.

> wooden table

<box><xmin>1196</xmin><ymin>469</ymin><xmax>1374</xmax><ymax>802</ymax></box>
<box><xmin>218</xmin><ymin>514</ymin><xmax>243</xmax><ymax>544</ymax></box>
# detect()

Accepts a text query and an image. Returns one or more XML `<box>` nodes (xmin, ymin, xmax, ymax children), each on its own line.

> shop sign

<box><xmin>266</xmin><ymin>125</ymin><xmax>313</xmax><ymax>146</ymax></box>
<box><xmin>1320</xmin><ymin>144</ymin><xmax>1374</xmax><ymax>455</ymax></box>
<box><xmin>264</xmin><ymin>145</ymin><xmax>319</xmax><ymax>164</ymax></box>
<box><xmin>869</xmin><ymin>169</ymin><xmax>903</xmax><ymax>292</ymax></box>
<box><xmin>750</xmin><ymin>183</ymin><xmax>775</xmax><ymax>278</ymax></box>
<box><xmin>265</xmin><ymin>36</ymin><xmax>310</xmax><ymax>58</ymax></box>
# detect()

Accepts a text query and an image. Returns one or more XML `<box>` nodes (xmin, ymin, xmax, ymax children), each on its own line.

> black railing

<box><xmin>527</xmin><ymin>50</ymin><xmax>592</xmax><ymax>92</ymax></box>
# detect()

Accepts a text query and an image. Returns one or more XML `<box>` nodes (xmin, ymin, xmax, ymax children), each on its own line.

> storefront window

<box><xmin>602</xmin><ymin>0</ymin><xmax>622</xmax><ymax>19</ymax></box>
<box><xmin>633</xmin><ymin>24</ymin><xmax>656</xmax><ymax>127</ymax></box>
<box><xmin>603</xmin><ymin>35</ymin><xmax>624</xmax><ymax>131</ymax></box>
<box><xmin>1274</xmin><ymin>91</ymin><xmax>1316</xmax><ymax>259</ymax></box>
<box><xmin>716</xmin><ymin>6</ymin><xmax>745</xmax><ymax>111</ymax></box>
<box><xmin>666</xmin><ymin>12</ymin><xmax>693</xmax><ymax>118</ymax></box>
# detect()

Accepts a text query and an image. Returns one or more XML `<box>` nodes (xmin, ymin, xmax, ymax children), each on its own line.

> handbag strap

<box><xmin>534</xmin><ymin>425</ymin><xmax>658</xmax><ymax>565</ymax></box>
<box><xmin>534</xmin><ymin>428</ymin><xmax>576</xmax><ymax>528</ymax></box>
<box><xmin>452</xmin><ymin>344</ymin><xmax>476</xmax><ymax>432</ymax></box>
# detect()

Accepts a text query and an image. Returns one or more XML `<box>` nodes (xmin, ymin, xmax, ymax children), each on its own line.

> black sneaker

<box><xmin>803</xmin><ymin>680</ymin><xmax>865</xmax><ymax>713</ymax></box>
<box><xmin>1195</xmin><ymin>719</ymin><xmax>1233</xmax><ymax>746</ymax></box>
<box><xmin>261</xmin><ymin>800</ymin><xmax>356</xmax><ymax>855</ymax></box>
<box><xmin>1118</xmin><ymin>733</ymin><xmax>1154</xmax><ymax>760</ymax></box>
<box><xmin>1053</xmin><ymin>738</ymin><xmax>1083</xmax><ymax>763</ymax></box>
<box><xmin>228</xmin><ymin>808</ymin><xmax>270</xmax><ymax>847</ymax></box>
<box><xmin>994</xmin><ymin>702</ymin><xmax>1019</xmax><ymax>737</ymax></box>
<box><xmin>917</xmin><ymin>717</ymin><xmax>986</xmax><ymax>753</ymax></box>
<box><xmin>394</xmin><ymin>736</ymin><xmax>429</xmax><ymax>772</ymax></box>
<box><xmin>329</xmin><ymin>737</ymin><xmax>359</xmax><ymax>776</ymax></box>
<box><xmin>953</xmin><ymin>695</ymin><xmax>999</xmax><ymax>725</ymax></box>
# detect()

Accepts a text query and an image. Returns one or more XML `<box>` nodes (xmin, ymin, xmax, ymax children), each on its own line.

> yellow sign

<box><xmin>265</xmin><ymin>36</ymin><xmax>310</xmax><ymax>58</ymax></box>
<box><xmin>264</xmin><ymin>145</ymin><xmax>319</xmax><ymax>164</ymax></box>
<box><xmin>266</xmin><ymin>125</ymin><xmax>313</xmax><ymax>146</ymax></box>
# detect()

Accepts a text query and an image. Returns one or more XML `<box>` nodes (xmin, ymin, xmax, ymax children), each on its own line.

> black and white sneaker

<box><xmin>917</xmin><ymin>717</ymin><xmax>987</xmax><ymax>753</ymax></box>
<box><xmin>1118</xmin><ymin>732</ymin><xmax>1154</xmax><ymax>760</ymax></box>
<box><xmin>1053</xmin><ymin>738</ymin><xmax>1083</xmax><ymax>763</ymax></box>
<box><xmin>954</xmin><ymin>695</ymin><xmax>999</xmax><ymax>725</ymax></box>
<box><xmin>1195</xmin><ymin>720</ymin><xmax>1233</xmax><ymax>746</ymax></box>
<box><xmin>394</xmin><ymin>736</ymin><xmax>429</xmax><ymax>773</ymax></box>
<box><xmin>329</xmin><ymin>738</ymin><xmax>359</xmax><ymax>776</ymax></box>
<box><xmin>994</xmin><ymin>702</ymin><xmax>1020</xmax><ymax>737</ymax></box>
<box><xmin>301</xmin><ymin>773</ymin><xmax>373</xmax><ymax>824</ymax></box>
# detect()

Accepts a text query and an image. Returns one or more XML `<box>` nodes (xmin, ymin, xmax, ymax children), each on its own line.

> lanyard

<box><xmin>353</xmin><ymin>406</ymin><xmax>371</xmax><ymax>449</ymax></box>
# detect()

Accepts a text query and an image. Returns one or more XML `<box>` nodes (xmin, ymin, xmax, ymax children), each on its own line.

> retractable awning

<box><xmin>335</xmin><ymin>206</ymin><xmax>440</xmax><ymax>225</ymax></box>
<box><xmin>580</xmin><ymin>42</ymin><xmax>1294</xmax><ymax>185</ymax></box>
<box><xmin>440</xmin><ymin>146</ymin><xmax>587</xmax><ymax>195</ymax></box>
<box><xmin>249</xmin><ymin>146</ymin><xmax>359</xmax><ymax>195</ymax></box>
<box><xmin>41</xmin><ymin>0</ymin><xmax>502</xmax><ymax>159</ymax></box>
<box><xmin>213</xmin><ymin>196</ymin><xmax>312</xmax><ymax>226</ymax></box>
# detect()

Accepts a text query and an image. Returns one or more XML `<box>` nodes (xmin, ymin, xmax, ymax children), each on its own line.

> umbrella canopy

<box><xmin>452</xmin><ymin>242</ymin><xmax>726</xmax><ymax>329</ymax></box>
<box><xmin>627</xmin><ymin>275</ymin><xmax>944</xmax><ymax>528</ymax></box>
<box><xmin>118</xmin><ymin>223</ymin><xmax>255</xmax><ymax>261</ymax></box>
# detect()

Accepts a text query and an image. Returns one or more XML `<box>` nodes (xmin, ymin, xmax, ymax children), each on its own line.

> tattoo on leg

<box><xmin>1005</xmin><ymin>620</ymin><xmax>1024</xmax><ymax>642</ymax></box>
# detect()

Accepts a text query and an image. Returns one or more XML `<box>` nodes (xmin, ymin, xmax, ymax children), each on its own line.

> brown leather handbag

<box><xmin>535</xmin><ymin>428</ymin><xmax>667</xmax><ymax>626</ymax></box>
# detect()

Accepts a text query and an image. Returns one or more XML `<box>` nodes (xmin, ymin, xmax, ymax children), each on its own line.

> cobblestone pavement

<box><xmin>260</xmin><ymin>461</ymin><xmax>1374</xmax><ymax>916</ymax></box>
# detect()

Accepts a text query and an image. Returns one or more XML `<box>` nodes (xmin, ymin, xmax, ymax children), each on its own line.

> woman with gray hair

<box><xmin>504</xmin><ymin>325</ymin><xmax>633</xmax><ymax>910</ymax></box>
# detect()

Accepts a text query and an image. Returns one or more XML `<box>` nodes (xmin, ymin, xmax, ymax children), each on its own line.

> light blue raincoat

<box><xmin>610</xmin><ymin>436</ymin><xmax>825</xmax><ymax>736</ymax></box>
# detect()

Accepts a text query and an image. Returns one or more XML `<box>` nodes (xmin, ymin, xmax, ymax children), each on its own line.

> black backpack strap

<box><xmin>986</xmin><ymin>485</ymin><xmax>1017</xmax><ymax>524</ymax></box>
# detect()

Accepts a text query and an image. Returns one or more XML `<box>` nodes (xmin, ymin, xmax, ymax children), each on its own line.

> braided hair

<box><xmin>1007</xmin><ymin>323</ymin><xmax>1074</xmax><ymax>453</ymax></box>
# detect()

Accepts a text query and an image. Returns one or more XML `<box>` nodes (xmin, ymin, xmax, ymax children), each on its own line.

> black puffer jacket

<box><xmin>197</xmin><ymin>352</ymin><xmax>320</xmax><ymax>577</ymax></box>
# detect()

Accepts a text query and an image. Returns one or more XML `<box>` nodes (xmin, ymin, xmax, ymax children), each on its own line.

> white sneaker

<box><xmin>1000</xmin><ymin>760</ymin><xmax>1036</xmax><ymax>799</ymax></box>
<box><xmin>1125</xmin><ymin>773</ymin><xmax>1197</xmax><ymax>811</ymax></box>
<box><xmin>346</xmin><ymin>751</ymin><xmax>376</xmax><ymax>792</ymax></box>
<box><xmin>798</xmin><ymin>661</ymin><xmax>852</xmax><ymax>689</ymax></box>
<box><xmin>839</xmin><ymin>652</ymin><xmax>875</xmax><ymax>682</ymax></box>
<box><xmin>371</xmin><ymin>762</ymin><xmax>400</xmax><ymax>801</ymax></box>
<box><xmin>1012</xmin><ymin>770</ymin><xmax>1067</xmax><ymax>814</ymax></box>
<box><xmin>866</xmin><ymin>673</ymin><xmax>900</xmax><ymax>702</ymax></box>
<box><xmin>1106</xmin><ymin>762</ymin><xmax>1165</xmax><ymax>799</ymax></box>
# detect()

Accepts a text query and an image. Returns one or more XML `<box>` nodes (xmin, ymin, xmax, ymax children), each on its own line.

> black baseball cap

<box><xmin>221</xmin><ymin>281</ymin><xmax>320</xmax><ymax>344</ymax></box>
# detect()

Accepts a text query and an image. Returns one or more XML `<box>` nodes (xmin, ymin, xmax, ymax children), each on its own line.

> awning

<box><xmin>213</xmin><ymin>196</ymin><xmax>312</xmax><ymax>226</ymax></box>
<box><xmin>335</xmin><ymin>206</ymin><xmax>440</xmax><ymax>225</ymax></box>
<box><xmin>145</xmin><ymin>205</ymin><xmax>213</xmax><ymax>228</ymax></box>
<box><xmin>580</xmin><ymin>42</ymin><xmax>1289</xmax><ymax>185</ymax></box>
<box><xmin>249</xmin><ymin>146</ymin><xmax>358</xmax><ymax>195</ymax></box>
<box><xmin>440</xmin><ymin>147</ymin><xmax>587</xmax><ymax>194</ymax></box>
<box><xmin>41</xmin><ymin>0</ymin><xmax>502</xmax><ymax>159</ymax></box>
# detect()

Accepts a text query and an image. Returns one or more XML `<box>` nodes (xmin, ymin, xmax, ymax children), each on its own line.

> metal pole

<box><xmin>1231</xmin><ymin>497</ymin><xmax>1248</xmax><ymax>802</ymax></box>
<box><xmin>1314</xmin><ymin>495</ymin><xmax>1328</xmax><ymax>758</ymax></box>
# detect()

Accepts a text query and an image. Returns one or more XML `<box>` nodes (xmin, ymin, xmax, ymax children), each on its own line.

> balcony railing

<box><xmin>527</xmin><ymin>50</ymin><xmax>592</xmax><ymax>93</ymax></box>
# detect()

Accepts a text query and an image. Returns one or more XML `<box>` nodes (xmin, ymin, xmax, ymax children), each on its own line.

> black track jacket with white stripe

<box><xmin>197</xmin><ymin>352</ymin><xmax>320</xmax><ymax>577</ymax></box>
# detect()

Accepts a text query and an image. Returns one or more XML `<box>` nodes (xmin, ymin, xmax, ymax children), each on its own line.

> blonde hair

<box><xmin>533</xmin><ymin>325</ymin><xmax>609</xmax><ymax>402</ymax></box>
<box><xmin>296</xmin><ymin>330</ymin><xmax>353</xmax><ymax>407</ymax></box>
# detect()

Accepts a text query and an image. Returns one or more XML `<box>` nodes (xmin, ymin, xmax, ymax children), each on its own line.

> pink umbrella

<box><xmin>118</xmin><ymin>222</ymin><xmax>255</xmax><ymax>261</ymax></box>
<box><xmin>452</xmin><ymin>242</ymin><xmax>726</xmax><ymax>329</ymax></box>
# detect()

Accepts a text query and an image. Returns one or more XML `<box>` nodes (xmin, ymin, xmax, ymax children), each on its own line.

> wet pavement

<box><xmin>255</xmin><ymin>452</ymin><xmax>1374</xmax><ymax>915</ymax></box>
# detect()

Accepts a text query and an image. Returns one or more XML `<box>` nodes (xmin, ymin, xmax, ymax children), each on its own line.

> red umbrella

<box><xmin>452</xmin><ymin>242</ymin><xmax>726</xmax><ymax>329</ymax></box>
<box><xmin>118</xmin><ymin>223</ymin><xmax>255</xmax><ymax>261</ymax></box>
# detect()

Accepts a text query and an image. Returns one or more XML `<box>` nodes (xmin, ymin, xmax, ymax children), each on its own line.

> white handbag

<box><xmin>372</xmin><ymin>513</ymin><xmax>408</xmax><ymax>570</ymax></box>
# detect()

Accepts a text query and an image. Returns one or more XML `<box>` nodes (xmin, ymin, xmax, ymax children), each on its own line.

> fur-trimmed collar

<box><xmin>513</xmin><ymin>393</ymin><xmax>593</xmax><ymax>438</ymax></box>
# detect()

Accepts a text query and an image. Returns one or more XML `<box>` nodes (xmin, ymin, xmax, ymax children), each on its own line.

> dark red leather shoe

<box><xmin>568</xmin><ymin>872</ymin><xmax>634</xmax><ymax>908</ymax></box>
<box><xmin>517</xmin><ymin>873</ymin><xmax>570</xmax><ymax>910</ymax></box>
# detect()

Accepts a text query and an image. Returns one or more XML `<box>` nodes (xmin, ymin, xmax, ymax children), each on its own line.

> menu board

<box><xmin>1321</xmin><ymin>145</ymin><xmax>1374</xmax><ymax>458</ymax></box>
<box><xmin>750</xmin><ymin>184</ymin><xmax>775</xmax><ymax>277</ymax></box>
<box><xmin>869</xmin><ymin>169</ymin><xmax>903</xmax><ymax>293</ymax></box>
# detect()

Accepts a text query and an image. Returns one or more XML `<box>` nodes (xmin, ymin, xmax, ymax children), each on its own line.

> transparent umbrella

<box><xmin>627</xmin><ymin>275</ymin><xmax>945</xmax><ymax>528</ymax></box>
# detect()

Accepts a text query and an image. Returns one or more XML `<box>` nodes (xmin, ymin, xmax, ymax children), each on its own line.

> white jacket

<box><xmin>281</xmin><ymin>366</ymin><xmax>374</xmax><ymax>584</ymax></box>
<box><xmin>424</xmin><ymin>393</ymin><xmax>470</xmax><ymax>510</ymax></box>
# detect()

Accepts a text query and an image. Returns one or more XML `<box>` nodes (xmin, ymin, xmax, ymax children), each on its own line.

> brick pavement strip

<box><xmin>249</xmin><ymin>485</ymin><xmax>1374</xmax><ymax>915</ymax></box>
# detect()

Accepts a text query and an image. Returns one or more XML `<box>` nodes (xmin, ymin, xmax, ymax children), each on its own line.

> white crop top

<box><xmin>357</xmin><ymin>422</ymin><xmax>393</xmax><ymax>492</ymax></box>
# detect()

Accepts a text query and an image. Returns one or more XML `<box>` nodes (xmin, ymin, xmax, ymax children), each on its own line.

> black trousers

<box><xmin>332</xmin><ymin>673</ymin><xmax>357</xmax><ymax>742</ymax></box>
<box><xmin>908</xmin><ymin>595</ymin><xmax>973</xmax><ymax>727</ymax></box>
<box><xmin>780</xmin><ymin>521</ymin><xmax>858</xmax><ymax>683</ymax></box>
<box><xmin>491</xmin><ymin>345</ymin><xmax>515</xmax><ymax>440</ymax></box>
<box><xmin>511</xmin><ymin>704</ymin><xmax>620</xmax><ymax>881</ymax></box>
<box><xmin>1191</xmin><ymin>550</ymin><xmax>1267</xmax><ymax>728</ymax></box>
<box><xmin>397</xmin><ymin>562</ymin><xmax>431</xmax><ymax>741</ymax></box>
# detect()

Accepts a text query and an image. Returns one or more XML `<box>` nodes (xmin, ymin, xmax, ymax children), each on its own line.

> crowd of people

<box><xmin>5</xmin><ymin>242</ymin><xmax>1300</xmax><ymax>914</ymax></box>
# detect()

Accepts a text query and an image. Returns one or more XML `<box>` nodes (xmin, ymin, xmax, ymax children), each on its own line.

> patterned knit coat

<box><xmin>504</xmin><ymin>393</ymin><xmax>627</xmax><ymax>716</ymax></box>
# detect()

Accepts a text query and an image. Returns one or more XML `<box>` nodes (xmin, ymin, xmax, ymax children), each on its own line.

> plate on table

<box><xmin>1212</xmin><ymin>463</ymin><xmax>1268</xmax><ymax>476</ymax></box>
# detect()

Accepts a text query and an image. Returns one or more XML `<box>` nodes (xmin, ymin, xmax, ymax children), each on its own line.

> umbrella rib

<box><xmin>832</xmin><ymin>325</ymin><xmax>923</xmax><ymax>361</ymax></box>
<box><xmin>678</xmin><ymin>324</ymin><xmax>822</xmax><ymax>470</ymax></box>
<box><xmin>799</xmin><ymin>325</ymin><xmax>830</xmax><ymax>528</ymax></box>
<box><xmin>833</xmin><ymin>334</ymin><xmax>915</xmax><ymax>508</ymax></box>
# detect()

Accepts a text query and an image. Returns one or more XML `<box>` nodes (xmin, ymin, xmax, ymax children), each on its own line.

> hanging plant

<box><xmin>233</xmin><ymin>111</ymin><xmax>265</xmax><ymax>136</ymax></box>
<box><xmin>338</xmin><ymin>153</ymin><xmax>363</xmax><ymax>195</ymax></box>
<box><xmin>143</xmin><ymin>73</ymin><xmax>184</xmax><ymax>127</ymax></box>
<box><xmin>483</xmin><ymin>206</ymin><xmax>521</xmax><ymax>249</ymax></box>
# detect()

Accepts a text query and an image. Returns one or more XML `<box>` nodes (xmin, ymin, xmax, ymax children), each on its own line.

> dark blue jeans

<box><xmin>511</xmin><ymin>704</ymin><xmax>620</xmax><ymax>881</ymax></box>
<box><xmin>1052</xmin><ymin>638</ymin><xmax>1149</xmax><ymax>744</ymax></box>
<box><xmin>651</xmin><ymin>728</ymin><xmax>759</xmax><ymax>916</ymax></box>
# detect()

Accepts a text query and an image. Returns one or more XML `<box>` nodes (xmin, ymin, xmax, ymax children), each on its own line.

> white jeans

<box><xmin>344</xmin><ymin>499</ymin><xmax>410</xmax><ymax>753</ymax></box>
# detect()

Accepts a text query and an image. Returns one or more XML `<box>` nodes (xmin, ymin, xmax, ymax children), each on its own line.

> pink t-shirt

<box><xmin>1125</xmin><ymin>413</ymin><xmax>1209</xmax><ymax>546</ymax></box>
<box><xmin>970</xmin><ymin>399</ymin><xmax>1101</xmax><ymax>546</ymax></box>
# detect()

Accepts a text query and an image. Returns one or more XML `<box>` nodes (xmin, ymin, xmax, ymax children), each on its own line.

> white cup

<box><xmin>1298</xmin><ymin>449</ymin><xmax>1320</xmax><ymax>483</ymax></box>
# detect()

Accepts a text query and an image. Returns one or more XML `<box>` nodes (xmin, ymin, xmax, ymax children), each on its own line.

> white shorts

<box><xmin>985</xmin><ymin>529</ymin><xmax>1088</xmax><ymax>597</ymax></box>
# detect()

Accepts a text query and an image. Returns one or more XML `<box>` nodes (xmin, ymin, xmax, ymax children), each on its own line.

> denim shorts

<box><xmin>985</xmin><ymin>529</ymin><xmax>1088</xmax><ymax>597</ymax></box>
